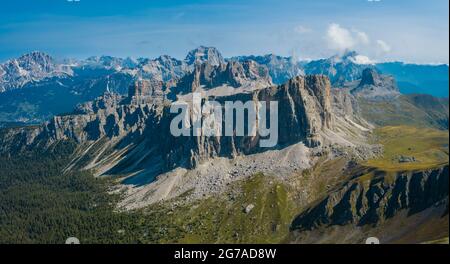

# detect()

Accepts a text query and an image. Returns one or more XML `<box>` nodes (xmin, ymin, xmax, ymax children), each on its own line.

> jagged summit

<box><xmin>17</xmin><ymin>51</ymin><xmax>55</xmax><ymax>65</ymax></box>
<box><xmin>0</xmin><ymin>51</ymin><xmax>72</xmax><ymax>92</ymax></box>
<box><xmin>303</xmin><ymin>51</ymin><xmax>373</xmax><ymax>85</ymax></box>
<box><xmin>84</xmin><ymin>55</ymin><xmax>123</xmax><ymax>66</ymax></box>
<box><xmin>134</xmin><ymin>55</ymin><xmax>188</xmax><ymax>83</ymax></box>
<box><xmin>170</xmin><ymin>58</ymin><xmax>272</xmax><ymax>96</ymax></box>
<box><xmin>351</xmin><ymin>67</ymin><xmax>399</xmax><ymax>100</ymax></box>
<box><xmin>184</xmin><ymin>46</ymin><xmax>225</xmax><ymax>67</ymax></box>
<box><xmin>121</xmin><ymin>57</ymin><xmax>139</xmax><ymax>68</ymax></box>
<box><xmin>358</xmin><ymin>68</ymin><xmax>383</xmax><ymax>87</ymax></box>
<box><xmin>231</xmin><ymin>54</ymin><xmax>304</xmax><ymax>85</ymax></box>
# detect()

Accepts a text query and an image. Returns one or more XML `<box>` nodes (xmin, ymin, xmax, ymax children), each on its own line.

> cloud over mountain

<box><xmin>376</xmin><ymin>39</ymin><xmax>392</xmax><ymax>53</ymax></box>
<box><xmin>326</xmin><ymin>23</ymin><xmax>356</xmax><ymax>52</ymax></box>
<box><xmin>325</xmin><ymin>23</ymin><xmax>393</xmax><ymax>60</ymax></box>
<box><xmin>325</xmin><ymin>23</ymin><xmax>375</xmax><ymax>53</ymax></box>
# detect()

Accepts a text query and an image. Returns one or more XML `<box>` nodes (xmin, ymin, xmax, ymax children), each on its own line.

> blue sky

<box><xmin>0</xmin><ymin>0</ymin><xmax>448</xmax><ymax>63</ymax></box>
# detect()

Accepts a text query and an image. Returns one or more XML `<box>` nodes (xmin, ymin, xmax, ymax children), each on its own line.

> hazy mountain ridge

<box><xmin>0</xmin><ymin>51</ymin><xmax>73</xmax><ymax>93</ymax></box>
<box><xmin>1</xmin><ymin>48</ymin><xmax>448</xmax><ymax>125</ymax></box>
<box><xmin>303</xmin><ymin>51</ymin><xmax>372</xmax><ymax>86</ymax></box>
<box><xmin>230</xmin><ymin>54</ymin><xmax>304</xmax><ymax>85</ymax></box>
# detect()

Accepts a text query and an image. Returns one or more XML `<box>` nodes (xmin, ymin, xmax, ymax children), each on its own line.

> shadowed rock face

<box><xmin>351</xmin><ymin>68</ymin><xmax>400</xmax><ymax>100</ymax></box>
<box><xmin>359</xmin><ymin>68</ymin><xmax>384</xmax><ymax>87</ymax></box>
<box><xmin>291</xmin><ymin>165</ymin><xmax>449</xmax><ymax>231</ymax></box>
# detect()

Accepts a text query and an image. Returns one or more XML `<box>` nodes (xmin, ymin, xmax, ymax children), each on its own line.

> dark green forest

<box><xmin>0</xmin><ymin>139</ymin><xmax>279</xmax><ymax>244</ymax></box>
<box><xmin>0</xmin><ymin>140</ymin><xmax>180</xmax><ymax>244</ymax></box>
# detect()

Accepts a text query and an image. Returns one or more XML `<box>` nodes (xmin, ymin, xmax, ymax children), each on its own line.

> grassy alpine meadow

<box><xmin>365</xmin><ymin>125</ymin><xmax>449</xmax><ymax>171</ymax></box>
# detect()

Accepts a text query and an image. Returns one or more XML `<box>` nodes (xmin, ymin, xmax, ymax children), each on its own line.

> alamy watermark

<box><xmin>170</xmin><ymin>93</ymin><xmax>279</xmax><ymax>147</ymax></box>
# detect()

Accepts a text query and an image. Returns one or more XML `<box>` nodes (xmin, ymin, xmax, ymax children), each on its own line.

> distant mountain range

<box><xmin>0</xmin><ymin>51</ymin><xmax>73</xmax><ymax>93</ymax></box>
<box><xmin>0</xmin><ymin>47</ymin><xmax>448</xmax><ymax>125</ymax></box>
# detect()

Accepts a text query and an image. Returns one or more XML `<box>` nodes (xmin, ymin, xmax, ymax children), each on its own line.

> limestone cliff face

<box><xmin>161</xmin><ymin>75</ymin><xmax>333</xmax><ymax>168</ymax></box>
<box><xmin>254</xmin><ymin>75</ymin><xmax>332</xmax><ymax>145</ymax></box>
<box><xmin>0</xmin><ymin>75</ymin><xmax>356</xmax><ymax>180</ymax></box>
<box><xmin>291</xmin><ymin>165</ymin><xmax>449</xmax><ymax>230</ymax></box>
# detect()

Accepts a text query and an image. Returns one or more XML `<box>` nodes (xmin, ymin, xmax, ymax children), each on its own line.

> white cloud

<box><xmin>325</xmin><ymin>23</ymin><xmax>392</xmax><ymax>59</ymax></box>
<box><xmin>294</xmin><ymin>25</ymin><xmax>312</xmax><ymax>34</ymax></box>
<box><xmin>354</xmin><ymin>30</ymin><xmax>370</xmax><ymax>45</ymax></box>
<box><xmin>326</xmin><ymin>23</ymin><xmax>355</xmax><ymax>51</ymax></box>
<box><xmin>326</xmin><ymin>24</ymin><xmax>372</xmax><ymax>52</ymax></box>
<box><xmin>376</xmin><ymin>39</ymin><xmax>391</xmax><ymax>52</ymax></box>
<box><xmin>349</xmin><ymin>54</ymin><xmax>375</xmax><ymax>64</ymax></box>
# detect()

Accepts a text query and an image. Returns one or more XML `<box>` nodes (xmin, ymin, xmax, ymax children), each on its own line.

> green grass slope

<box><xmin>358</xmin><ymin>94</ymin><xmax>449</xmax><ymax>130</ymax></box>
<box><xmin>365</xmin><ymin>125</ymin><xmax>449</xmax><ymax>171</ymax></box>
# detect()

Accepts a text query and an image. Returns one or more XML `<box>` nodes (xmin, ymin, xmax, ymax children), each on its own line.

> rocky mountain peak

<box><xmin>155</xmin><ymin>55</ymin><xmax>186</xmax><ymax>71</ymax></box>
<box><xmin>358</xmin><ymin>68</ymin><xmax>382</xmax><ymax>87</ymax></box>
<box><xmin>0</xmin><ymin>51</ymin><xmax>72</xmax><ymax>93</ymax></box>
<box><xmin>296</xmin><ymin>75</ymin><xmax>333</xmax><ymax>130</ymax></box>
<box><xmin>230</xmin><ymin>54</ymin><xmax>304</xmax><ymax>85</ymax></box>
<box><xmin>341</xmin><ymin>50</ymin><xmax>358</xmax><ymax>60</ymax></box>
<box><xmin>131</xmin><ymin>55</ymin><xmax>188</xmax><ymax>85</ymax></box>
<box><xmin>121</xmin><ymin>57</ymin><xmax>139</xmax><ymax>68</ymax></box>
<box><xmin>303</xmin><ymin>51</ymin><xmax>370</xmax><ymax>86</ymax></box>
<box><xmin>220</xmin><ymin>60</ymin><xmax>271</xmax><ymax>87</ymax></box>
<box><xmin>83</xmin><ymin>55</ymin><xmax>125</xmax><ymax>70</ymax></box>
<box><xmin>352</xmin><ymin>68</ymin><xmax>399</xmax><ymax>100</ymax></box>
<box><xmin>10</xmin><ymin>51</ymin><xmax>59</xmax><ymax>76</ymax></box>
<box><xmin>170</xmin><ymin>59</ymin><xmax>272</xmax><ymax>95</ymax></box>
<box><xmin>185</xmin><ymin>46</ymin><xmax>225</xmax><ymax>66</ymax></box>
<box><xmin>241</xmin><ymin>60</ymin><xmax>272</xmax><ymax>81</ymax></box>
<box><xmin>17</xmin><ymin>51</ymin><xmax>55</xmax><ymax>67</ymax></box>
